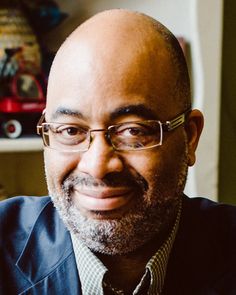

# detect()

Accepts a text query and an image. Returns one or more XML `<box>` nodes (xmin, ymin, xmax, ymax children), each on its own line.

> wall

<box><xmin>0</xmin><ymin>152</ymin><xmax>47</xmax><ymax>198</ymax></box>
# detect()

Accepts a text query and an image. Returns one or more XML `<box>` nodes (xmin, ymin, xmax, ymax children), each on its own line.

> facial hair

<box><xmin>46</xmin><ymin>146</ymin><xmax>188</xmax><ymax>255</ymax></box>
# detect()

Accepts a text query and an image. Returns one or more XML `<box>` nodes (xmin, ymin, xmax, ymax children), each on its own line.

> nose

<box><xmin>77</xmin><ymin>132</ymin><xmax>124</xmax><ymax>179</ymax></box>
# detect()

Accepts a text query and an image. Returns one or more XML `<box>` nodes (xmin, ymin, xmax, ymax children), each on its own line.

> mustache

<box><xmin>62</xmin><ymin>171</ymin><xmax>148</xmax><ymax>193</ymax></box>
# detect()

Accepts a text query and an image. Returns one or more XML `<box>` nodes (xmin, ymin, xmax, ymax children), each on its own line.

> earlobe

<box><xmin>185</xmin><ymin>109</ymin><xmax>204</xmax><ymax>166</ymax></box>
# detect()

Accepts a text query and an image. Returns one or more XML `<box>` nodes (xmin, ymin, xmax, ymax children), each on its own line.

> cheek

<box><xmin>44</xmin><ymin>150</ymin><xmax>80</xmax><ymax>187</ymax></box>
<box><xmin>124</xmin><ymin>151</ymin><xmax>161</xmax><ymax>184</ymax></box>
<box><xmin>125</xmin><ymin>135</ymin><xmax>187</xmax><ymax>191</ymax></box>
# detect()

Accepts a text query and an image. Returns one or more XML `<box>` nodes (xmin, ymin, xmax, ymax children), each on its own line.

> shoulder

<box><xmin>164</xmin><ymin>197</ymin><xmax>236</xmax><ymax>293</ymax></box>
<box><xmin>183</xmin><ymin>195</ymin><xmax>236</xmax><ymax>212</ymax></box>
<box><xmin>182</xmin><ymin>196</ymin><xmax>236</xmax><ymax>271</ymax></box>
<box><xmin>181</xmin><ymin>196</ymin><xmax>236</xmax><ymax>244</ymax></box>
<box><xmin>182</xmin><ymin>196</ymin><xmax>236</xmax><ymax>229</ymax></box>
<box><xmin>0</xmin><ymin>196</ymin><xmax>75</xmax><ymax>294</ymax></box>
<box><xmin>0</xmin><ymin>195</ymin><xmax>51</xmax><ymax>211</ymax></box>
<box><xmin>0</xmin><ymin>196</ymin><xmax>52</xmax><ymax>244</ymax></box>
<box><xmin>0</xmin><ymin>196</ymin><xmax>55</xmax><ymax>273</ymax></box>
<box><xmin>0</xmin><ymin>196</ymin><xmax>51</xmax><ymax>224</ymax></box>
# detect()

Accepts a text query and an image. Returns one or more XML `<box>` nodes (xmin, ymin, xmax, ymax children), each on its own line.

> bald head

<box><xmin>47</xmin><ymin>9</ymin><xmax>191</xmax><ymax>116</ymax></box>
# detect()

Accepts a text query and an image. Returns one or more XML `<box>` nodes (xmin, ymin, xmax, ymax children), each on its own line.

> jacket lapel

<box><xmin>16</xmin><ymin>201</ymin><xmax>81</xmax><ymax>294</ymax></box>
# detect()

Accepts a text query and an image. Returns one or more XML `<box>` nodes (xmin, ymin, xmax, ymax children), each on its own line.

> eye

<box><xmin>115</xmin><ymin>123</ymin><xmax>156</xmax><ymax>137</ymax></box>
<box><xmin>59</xmin><ymin>126</ymin><xmax>80</xmax><ymax>137</ymax></box>
<box><xmin>53</xmin><ymin>125</ymin><xmax>88</xmax><ymax>143</ymax></box>
<box><xmin>56</xmin><ymin>125</ymin><xmax>85</xmax><ymax>136</ymax></box>
<box><xmin>120</xmin><ymin>127</ymin><xmax>144</xmax><ymax>136</ymax></box>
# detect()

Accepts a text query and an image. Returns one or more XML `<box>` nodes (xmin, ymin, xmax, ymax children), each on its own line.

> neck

<box><xmin>96</xmin><ymin>233</ymin><xmax>167</xmax><ymax>293</ymax></box>
<box><xmin>95</xmin><ymin>200</ymin><xmax>181</xmax><ymax>293</ymax></box>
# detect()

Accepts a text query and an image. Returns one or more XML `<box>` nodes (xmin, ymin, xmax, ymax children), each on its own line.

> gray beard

<box><xmin>47</xmin><ymin>149</ymin><xmax>188</xmax><ymax>255</ymax></box>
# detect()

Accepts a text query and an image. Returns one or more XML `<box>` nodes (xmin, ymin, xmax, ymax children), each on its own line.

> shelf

<box><xmin>0</xmin><ymin>137</ymin><xmax>43</xmax><ymax>152</ymax></box>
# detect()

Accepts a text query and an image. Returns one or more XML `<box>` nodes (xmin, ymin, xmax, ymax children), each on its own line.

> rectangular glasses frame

<box><xmin>37</xmin><ymin>109</ymin><xmax>191</xmax><ymax>152</ymax></box>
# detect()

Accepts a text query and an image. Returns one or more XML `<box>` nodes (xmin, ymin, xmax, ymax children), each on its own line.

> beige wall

<box><xmin>0</xmin><ymin>152</ymin><xmax>47</xmax><ymax>198</ymax></box>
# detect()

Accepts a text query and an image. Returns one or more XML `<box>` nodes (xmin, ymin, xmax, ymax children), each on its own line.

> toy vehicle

<box><xmin>0</xmin><ymin>48</ymin><xmax>46</xmax><ymax>138</ymax></box>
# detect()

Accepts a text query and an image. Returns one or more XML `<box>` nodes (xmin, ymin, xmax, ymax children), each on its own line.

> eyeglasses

<box><xmin>37</xmin><ymin>109</ymin><xmax>190</xmax><ymax>152</ymax></box>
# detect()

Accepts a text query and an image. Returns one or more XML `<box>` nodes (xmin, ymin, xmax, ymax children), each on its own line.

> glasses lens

<box><xmin>42</xmin><ymin>123</ymin><xmax>90</xmax><ymax>151</ymax></box>
<box><xmin>109</xmin><ymin>121</ymin><xmax>162</xmax><ymax>150</ymax></box>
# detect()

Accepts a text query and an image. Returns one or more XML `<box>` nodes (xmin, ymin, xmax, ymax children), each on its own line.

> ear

<box><xmin>185</xmin><ymin>109</ymin><xmax>204</xmax><ymax>166</ymax></box>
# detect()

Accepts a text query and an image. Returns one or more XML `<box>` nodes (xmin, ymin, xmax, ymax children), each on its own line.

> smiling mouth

<box><xmin>73</xmin><ymin>187</ymin><xmax>134</xmax><ymax>212</ymax></box>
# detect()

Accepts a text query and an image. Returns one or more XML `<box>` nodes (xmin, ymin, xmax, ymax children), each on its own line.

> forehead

<box><xmin>46</xmin><ymin>30</ymin><xmax>179</xmax><ymax>123</ymax></box>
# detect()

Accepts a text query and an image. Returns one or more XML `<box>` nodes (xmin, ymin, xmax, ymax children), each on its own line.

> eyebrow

<box><xmin>109</xmin><ymin>104</ymin><xmax>158</xmax><ymax>121</ymax></box>
<box><xmin>51</xmin><ymin>107</ymin><xmax>84</xmax><ymax>121</ymax></box>
<box><xmin>50</xmin><ymin>104</ymin><xmax>158</xmax><ymax>122</ymax></box>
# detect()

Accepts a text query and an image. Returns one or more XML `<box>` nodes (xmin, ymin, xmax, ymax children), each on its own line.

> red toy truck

<box><xmin>0</xmin><ymin>48</ymin><xmax>46</xmax><ymax>138</ymax></box>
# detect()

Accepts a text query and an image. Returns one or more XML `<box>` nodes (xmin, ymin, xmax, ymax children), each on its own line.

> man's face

<box><xmin>44</xmin><ymin>37</ymin><xmax>188</xmax><ymax>255</ymax></box>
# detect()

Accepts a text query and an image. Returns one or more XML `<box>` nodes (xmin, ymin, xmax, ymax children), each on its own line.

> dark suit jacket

<box><xmin>1</xmin><ymin>195</ymin><xmax>236</xmax><ymax>295</ymax></box>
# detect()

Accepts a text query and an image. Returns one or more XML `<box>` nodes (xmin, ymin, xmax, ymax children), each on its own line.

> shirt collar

<box><xmin>71</xmin><ymin>234</ymin><xmax>107</xmax><ymax>295</ymax></box>
<box><xmin>146</xmin><ymin>201</ymin><xmax>181</xmax><ymax>294</ymax></box>
<box><xmin>71</xmin><ymin>201</ymin><xmax>181</xmax><ymax>295</ymax></box>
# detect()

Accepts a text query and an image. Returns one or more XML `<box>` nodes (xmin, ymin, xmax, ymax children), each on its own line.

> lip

<box><xmin>73</xmin><ymin>187</ymin><xmax>133</xmax><ymax>211</ymax></box>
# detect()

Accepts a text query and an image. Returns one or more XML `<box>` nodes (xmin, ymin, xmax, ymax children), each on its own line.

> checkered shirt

<box><xmin>70</xmin><ymin>203</ymin><xmax>181</xmax><ymax>295</ymax></box>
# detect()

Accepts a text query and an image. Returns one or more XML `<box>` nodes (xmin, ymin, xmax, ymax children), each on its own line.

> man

<box><xmin>1</xmin><ymin>9</ymin><xmax>236</xmax><ymax>295</ymax></box>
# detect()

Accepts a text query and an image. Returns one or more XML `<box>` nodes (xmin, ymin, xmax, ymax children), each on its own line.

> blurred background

<box><xmin>0</xmin><ymin>0</ymin><xmax>235</xmax><ymax>205</ymax></box>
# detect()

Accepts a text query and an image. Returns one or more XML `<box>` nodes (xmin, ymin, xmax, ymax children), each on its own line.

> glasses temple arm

<box><xmin>36</xmin><ymin>109</ymin><xmax>46</xmax><ymax>135</ymax></box>
<box><xmin>162</xmin><ymin>108</ymin><xmax>191</xmax><ymax>131</ymax></box>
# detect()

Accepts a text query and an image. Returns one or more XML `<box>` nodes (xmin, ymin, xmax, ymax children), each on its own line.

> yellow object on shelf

<box><xmin>0</xmin><ymin>8</ymin><xmax>41</xmax><ymax>76</ymax></box>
